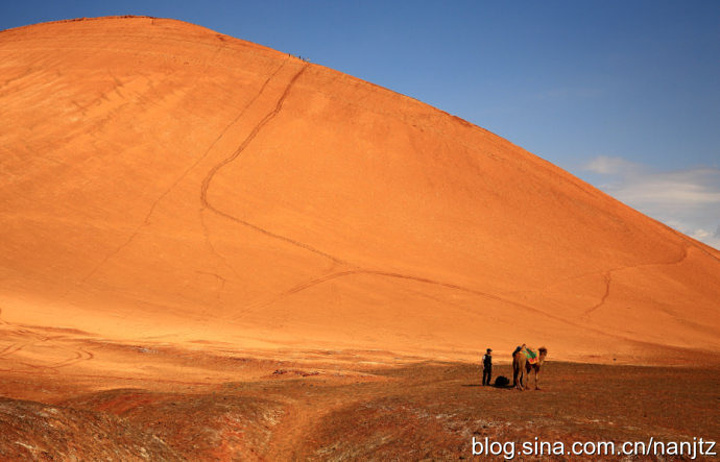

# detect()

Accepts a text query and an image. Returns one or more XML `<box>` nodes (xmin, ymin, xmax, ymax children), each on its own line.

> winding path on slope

<box><xmin>582</xmin><ymin>243</ymin><xmax>689</xmax><ymax>316</ymax></box>
<box><xmin>78</xmin><ymin>55</ymin><xmax>291</xmax><ymax>285</ymax></box>
<box><xmin>194</xmin><ymin>59</ymin><xmax>709</xmax><ymax>347</ymax></box>
<box><xmin>0</xmin><ymin>328</ymin><xmax>96</xmax><ymax>373</ymax></box>
<box><xmin>200</xmin><ymin>62</ymin><xmax>348</xmax><ymax>266</ymax></box>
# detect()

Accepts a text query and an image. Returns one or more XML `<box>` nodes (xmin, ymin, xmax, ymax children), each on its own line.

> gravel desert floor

<box><xmin>0</xmin><ymin>339</ymin><xmax>717</xmax><ymax>461</ymax></box>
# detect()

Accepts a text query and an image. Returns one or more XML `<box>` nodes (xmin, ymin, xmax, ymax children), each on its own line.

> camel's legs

<box><xmin>514</xmin><ymin>367</ymin><xmax>524</xmax><ymax>390</ymax></box>
<box><xmin>518</xmin><ymin>370</ymin><xmax>525</xmax><ymax>390</ymax></box>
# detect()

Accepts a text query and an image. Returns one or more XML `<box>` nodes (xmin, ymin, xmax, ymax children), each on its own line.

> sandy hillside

<box><xmin>1</xmin><ymin>16</ymin><xmax>719</xmax><ymax>365</ymax></box>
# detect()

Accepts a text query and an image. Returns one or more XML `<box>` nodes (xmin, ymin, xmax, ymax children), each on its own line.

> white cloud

<box><xmin>585</xmin><ymin>155</ymin><xmax>639</xmax><ymax>175</ymax></box>
<box><xmin>582</xmin><ymin>156</ymin><xmax>720</xmax><ymax>250</ymax></box>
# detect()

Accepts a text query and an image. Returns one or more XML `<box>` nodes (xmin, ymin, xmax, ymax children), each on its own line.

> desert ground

<box><xmin>1</xmin><ymin>16</ymin><xmax>719</xmax><ymax>460</ymax></box>
<box><xmin>0</xmin><ymin>330</ymin><xmax>718</xmax><ymax>461</ymax></box>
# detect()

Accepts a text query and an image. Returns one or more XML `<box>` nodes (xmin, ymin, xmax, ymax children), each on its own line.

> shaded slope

<box><xmin>0</xmin><ymin>397</ymin><xmax>180</xmax><ymax>460</ymax></box>
<box><xmin>1</xmin><ymin>16</ymin><xmax>718</xmax><ymax>362</ymax></box>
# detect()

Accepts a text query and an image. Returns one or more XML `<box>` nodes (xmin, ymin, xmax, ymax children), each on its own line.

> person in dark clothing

<box><xmin>482</xmin><ymin>348</ymin><xmax>493</xmax><ymax>386</ymax></box>
<box><xmin>512</xmin><ymin>344</ymin><xmax>525</xmax><ymax>357</ymax></box>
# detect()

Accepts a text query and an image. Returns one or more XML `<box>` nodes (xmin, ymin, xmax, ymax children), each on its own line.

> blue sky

<box><xmin>2</xmin><ymin>1</ymin><xmax>719</xmax><ymax>248</ymax></box>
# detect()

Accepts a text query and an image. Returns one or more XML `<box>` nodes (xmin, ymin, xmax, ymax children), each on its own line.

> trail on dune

<box><xmin>0</xmin><ymin>327</ymin><xmax>96</xmax><ymax>372</ymax></box>
<box><xmin>583</xmin><ymin>243</ymin><xmax>689</xmax><ymax>316</ymax></box>
<box><xmin>584</xmin><ymin>272</ymin><xmax>612</xmax><ymax>316</ymax></box>
<box><xmin>194</xmin><ymin>61</ymin><xmax>619</xmax><ymax>333</ymax></box>
<box><xmin>78</xmin><ymin>59</ymin><xmax>290</xmax><ymax>285</ymax></box>
<box><xmin>200</xmin><ymin>62</ymin><xmax>348</xmax><ymax>265</ymax></box>
<box><xmin>243</xmin><ymin>267</ymin><xmax>670</xmax><ymax>346</ymax></box>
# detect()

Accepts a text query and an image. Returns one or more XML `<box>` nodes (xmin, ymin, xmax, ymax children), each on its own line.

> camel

<box><xmin>512</xmin><ymin>345</ymin><xmax>548</xmax><ymax>390</ymax></box>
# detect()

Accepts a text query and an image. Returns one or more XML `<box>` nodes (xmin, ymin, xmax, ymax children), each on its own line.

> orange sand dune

<box><xmin>1</xmin><ymin>16</ymin><xmax>718</xmax><ymax>365</ymax></box>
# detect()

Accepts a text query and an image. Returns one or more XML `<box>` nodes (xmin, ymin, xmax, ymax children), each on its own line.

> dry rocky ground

<box><xmin>0</xmin><ymin>355</ymin><xmax>717</xmax><ymax>461</ymax></box>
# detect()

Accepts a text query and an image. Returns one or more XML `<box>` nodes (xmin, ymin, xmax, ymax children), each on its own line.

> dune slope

<box><xmin>1</xmin><ymin>16</ymin><xmax>718</xmax><ymax>363</ymax></box>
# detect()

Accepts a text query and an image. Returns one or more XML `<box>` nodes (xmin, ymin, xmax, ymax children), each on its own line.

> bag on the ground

<box><xmin>494</xmin><ymin>376</ymin><xmax>509</xmax><ymax>387</ymax></box>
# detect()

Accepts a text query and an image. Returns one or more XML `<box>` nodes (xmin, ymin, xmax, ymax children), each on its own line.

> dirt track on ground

<box><xmin>0</xmin><ymin>353</ymin><xmax>717</xmax><ymax>461</ymax></box>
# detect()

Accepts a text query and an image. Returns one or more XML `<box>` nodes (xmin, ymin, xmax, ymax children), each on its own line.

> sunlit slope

<box><xmin>1</xmin><ymin>17</ymin><xmax>718</xmax><ymax>362</ymax></box>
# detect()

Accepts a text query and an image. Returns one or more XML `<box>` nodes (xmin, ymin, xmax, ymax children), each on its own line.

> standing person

<box><xmin>482</xmin><ymin>348</ymin><xmax>493</xmax><ymax>386</ymax></box>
